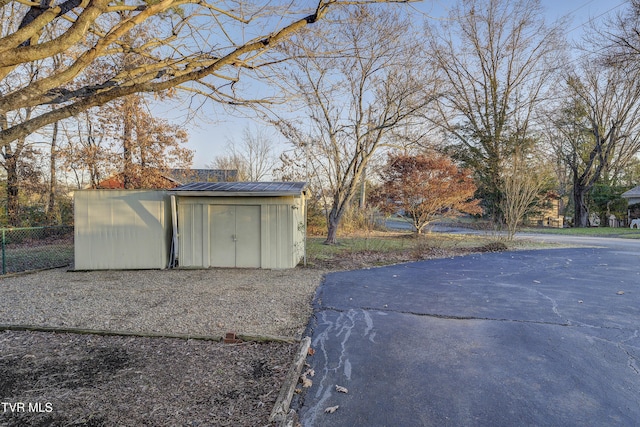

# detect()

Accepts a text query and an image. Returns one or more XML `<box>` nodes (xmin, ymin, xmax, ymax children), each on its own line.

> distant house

<box><xmin>94</xmin><ymin>169</ymin><xmax>237</xmax><ymax>189</ymax></box>
<box><xmin>525</xmin><ymin>192</ymin><xmax>564</xmax><ymax>228</ymax></box>
<box><xmin>95</xmin><ymin>172</ymin><xmax>181</xmax><ymax>189</ymax></box>
<box><xmin>622</xmin><ymin>185</ymin><xmax>640</xmax><ymax>206</ymax></box>
<box><xmin>167</xmin><ymin>169</ymin><xmax>238</xmax><ymax>183</ymax></box>
<box><xmin>622</xmin><ymin>185</ymin><xmax>640</xmax><ymax>223</ymax></box>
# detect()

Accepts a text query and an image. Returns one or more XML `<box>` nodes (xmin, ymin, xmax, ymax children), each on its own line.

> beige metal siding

<box><xmin>178</xmin><ymin>202</ymin><xmax>206</xmax><ymax>267</ymax></box>
<box><xmin>261</xmin><ymin>204</ymin><xmax>292</xmax><ymax>268</ymax></box>
<box><xmin>209</xmin><ymin>205</ymin><xmax>236</xmax><ymax>267</ymax></box>
<box><xmin>74</xmin><ymin>190</ymin><xmax>170</xmax><ymax>269</ymax></box>
<box><xmin>177</xmin><ymin>195</ymin><xmax>305</xmax><ymax>269</ymax></box>
<box><xmin>208</xmin><ymin>205</ymin><xmax>261</xmax><ymax>268</ymax></box>
<box><xmin>179</xmin><ymin>203</ymin><xmax>262</xmax><ymax>268</ymax></box>
<box><xmin>292</xmin><ymin>194</ymin><xmax>306</xmax><ymax>265</ymax></box>
<box><xmin>233</xmin><ymin>205</ymin><xmax>261</xmax><ymax>268</ymax></box>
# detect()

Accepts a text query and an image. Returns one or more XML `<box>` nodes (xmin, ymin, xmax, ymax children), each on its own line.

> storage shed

<box><xmin>171</xmin><ymin>182</ymin><xmax>308</xmax><ymax>269</ymax></box>
<box><xmin>73</xmin><ymin>182</ymin><xmax>307</xmax><ymax>270</ymax></box>
<box><xmin>74</xmin><ymin>190</ymin><xmax>171</xmax><ymax>269</ymax></box>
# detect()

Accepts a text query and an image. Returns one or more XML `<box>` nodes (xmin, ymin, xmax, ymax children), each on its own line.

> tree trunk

<box><xmin>573</xmin><ymin>186</ymin><xmax>589</xmax><ymax>228</ymax></box>
<box><xmin>122</xmin><ymin>97</ymin><xmax>135</xmax><ymax>189</ymax></box>
<box><xmin>47</xmin><ymin>121</ymin><xmax>58</xmax><ymax>224</ymax></box>
<box><xmin>359</xmin><ymin>165</ymin><xmax>367</xmax><ymax>209</ymax></box>
<box><xmin>324</xmin><ymin>202</ymin><xmax>345</xmax><ymax>245</ymax></box>
<box><xmin>5</xmin><ymin>154</ymin><xmax>20</xmax><ymax>226</ymax></box>
<box><xmin>325</xmin><ymin>214</ymin><xmax>339</xmax><ymax>245</ymax></box>
<box><xmin>416</xmin><ymin>224</ymin><xmax>428</xmax><ymax>234</ymax></box>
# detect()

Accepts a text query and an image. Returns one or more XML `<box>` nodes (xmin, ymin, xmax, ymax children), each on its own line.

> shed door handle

<box><xmin>232</xmin><ymin>234</ymin><xmax>237</xmax><ymax>242</ymax></box>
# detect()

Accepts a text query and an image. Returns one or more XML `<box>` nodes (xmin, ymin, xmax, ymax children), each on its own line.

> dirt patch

<box><xmin>0</xmin><ymin>331</ymin><xmax>294</xmax><ymax>426</ymax></box>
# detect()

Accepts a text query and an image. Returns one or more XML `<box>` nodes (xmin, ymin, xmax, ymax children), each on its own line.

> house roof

<box><xmin>88</xmin><ymin>169</ymin><xmax>237</xmax><ymax>189</ymax></box>
<box><xmin>92</xmin><ymin>172</ymin><xmax>181</xmax><ymax>189</ymax></box>
<box><xmin>168</xmin><ymin>169</ymin><xmax>237</xmax><ymax>183</ymax></box>
<box><xmin>172</xmin><ymin>181</ymin><xmax>308</xmax><ymax>197</ymax></box>
<box><xmin>622</xmin><ymin>185</ymin><xmax>640</xmax><ymax>199</ymax></box>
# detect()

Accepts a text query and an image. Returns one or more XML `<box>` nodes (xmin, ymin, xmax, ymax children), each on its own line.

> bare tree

<box><xmin>60</xmin><ymin>110</ymin><xmax>118</xmax><ymax>189</ymax></box>
<box><xmin>273</xmin><ymin>6</ymin><xmax>434</xmax><ymax>244</ymax></box>
<box><xmin>552</xmin><ymin>61</ymin><xmax>640</xmax><ymax>227</ymax></box>
<box><xmin>209</xmin><ymin>127</ymin><xmax>277</xmax><ymax>181</ymax></box>
<box><xmin>0</xmin><ymin>0</ymin><xmax>410</xmax><ymax>223</ymax></box>
<box><xmin>500</xmin><ymin>150</ymin><xmax>547</xmax><ymax>239</ymax></box>
<box><xmin>46</xmin><ymin>121</ymin><xmax>58</xmax><ymax>223</ymax></box>
<box><xmin>425</xmin><ymin>0</ymin><xmax>565</xmax><ymax>220</ymax></box>
<box><xmin>0</xmin><ymin>0</ymin><xmax>411</xmax><ymax>149</ymax></box>
<box><xmin>593</xmin><ymin>0</ymin><xmax>640</xmax><ymax>69</ymax></box>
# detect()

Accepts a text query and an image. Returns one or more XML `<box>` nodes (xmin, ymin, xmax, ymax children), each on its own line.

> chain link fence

<box><xmin>0</xmin><ymin>226</ymin><xmax>74</xmax><ymax>275</ymax></box>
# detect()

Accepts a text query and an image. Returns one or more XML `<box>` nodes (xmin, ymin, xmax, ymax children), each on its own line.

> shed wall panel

<box><xmin>74</xmin><ymin>190</ymin><xmax>170</xmax><ymax>269</ymax></box>
<box><xmin>628</xmin><ymin>197</ymin><xmax>640</xmax><ymax>205</ymax></box>
<box><xmin>176</xmin><ymin>193</ymin><xmax>306</xmax><ymax>269</ymax></box>
<box><xmin>178</xmin><ymin>203</ymin><xmax>206</xmax><ymax>267</ymax></box>
<box><xmin>234</xmin><ymin>205</ymin><xmax>261</xmax><ymax>268</ymax></box>
<box><xmin>292</xmin><ymin>195</ymin><xmax>306</xmax><ymax>264</ymax></box>
<box><xmin>209</xmin><ymin>205</ymin><xmax>236</xmax><ymax>267</ymax></box>
<box><xmin>261</xmin><ymin>204</ymin><xmax>292</xmax><ymax>268</ymax></box>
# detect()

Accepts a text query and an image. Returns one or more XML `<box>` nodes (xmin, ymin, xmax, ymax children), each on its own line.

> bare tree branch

<box><xmin>1</xmin><ymin>0</ymin><xmax>412</xmax><ymax>148</ymax></box>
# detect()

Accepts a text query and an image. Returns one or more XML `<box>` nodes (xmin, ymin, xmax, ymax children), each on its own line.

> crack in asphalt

<box><xmin>317</xmin><ymin>305</ymin><xmax>637</xmax><ymax>332</ymax></box>
<box><xmin>319</xmin><ymin>304</ymin><xmax>569</xmax><ymax>326</ymax></box>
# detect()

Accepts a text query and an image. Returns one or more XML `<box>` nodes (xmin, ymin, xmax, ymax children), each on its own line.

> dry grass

<box><xmin>305</xmin><ymin>230</ymin><xmax>513</xmax><ymax>270</ymax></box>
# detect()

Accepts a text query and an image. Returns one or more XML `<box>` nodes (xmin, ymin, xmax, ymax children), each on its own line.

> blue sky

<box><xmin>183</xmin><ymin>0</ymin><xmax>628</xmax><ymax>168</ymax></box>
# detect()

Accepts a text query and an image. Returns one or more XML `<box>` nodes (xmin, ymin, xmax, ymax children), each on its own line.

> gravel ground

<box><xmin>0</xmin><ymin>268</ymin><xmax>325</xmax><ymax>338</ymax></box>
<box><xmin>0</xmin><ymin>267</ymin><xmax>326</xmax><ymax>426</ymax></box>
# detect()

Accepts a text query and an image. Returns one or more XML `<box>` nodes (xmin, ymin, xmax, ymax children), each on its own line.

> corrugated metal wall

<box><xmin>178</xmin><ymin>202</ymin><xmax>206</xmax><ymax>268</ymax></box>
<box><xmin>261</xmin><ymin>204</ymin><xmax>292</xmax><ymax>268</ymax></box>
<box><xmin>74</xmin><ymin>190</ymin><xmax>171</xmax><ymax>269</ymax></box>
<box><xmin>74</xmin><ymin>191</ymin><xmax>305</xmax><ymax>270</ymax></box>
<box><xmin>177</xmin><ymin>195</ymin><xmax>305</xmax><ymax>269</ymax></box>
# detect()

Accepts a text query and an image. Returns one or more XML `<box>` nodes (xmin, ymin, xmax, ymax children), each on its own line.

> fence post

<box><xmin>2</xmin><ymin>229</ymin><xmax>5</xmax><ymax>275</ymax></box>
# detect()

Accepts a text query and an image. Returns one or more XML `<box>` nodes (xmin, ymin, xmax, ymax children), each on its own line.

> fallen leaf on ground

<box><xmin>325</xmin><ymin>405</ymin><xmax>339</xmax><ymax>414</ymax></box>
<box><xmin>308</xmin><ymin>348</ymin><xmax>315</xmax><ymax>356</ymax></box>
<box><xmin>335</xmin><ymin>385</ymin><xmax>348</xmax><ymax>394</ymax></box>
<box><xmin>303</xmin><ymin>368</ymin><xmax>315</xmax><ymax>377</ymax></box>
<box><xmin>301</xmin><ymin>376</ymin><xmax>312</xmax><ymax>388</ymax></box>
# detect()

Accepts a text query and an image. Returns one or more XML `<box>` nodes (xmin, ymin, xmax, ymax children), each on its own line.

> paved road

<box><xmin>516</xmin><ymin>231</ymin><xmax>640</xmax><ymax>252</ymax></box>
<box><xmin>295</xmin><ymin>243</ymin><xmax>640</xmax><ymax>426</ymax></box>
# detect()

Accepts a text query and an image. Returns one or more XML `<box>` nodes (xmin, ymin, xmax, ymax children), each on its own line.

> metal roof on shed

<box><xmin>171</xmin><ymin>181</ymin><xmax>307</xmax><ymax>197</ymax></box>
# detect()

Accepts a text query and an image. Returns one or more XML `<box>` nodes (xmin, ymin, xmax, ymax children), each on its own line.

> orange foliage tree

<box><xmin>372</xmin><ymin>152</ymin><xmax>482</xmax><ymax>234</ymax></box>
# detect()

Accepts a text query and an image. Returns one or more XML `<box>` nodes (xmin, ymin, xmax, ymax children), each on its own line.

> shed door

<box><xmin>210</xmin><ymin>205</ymin><xmax>260</xmax><ymax>268</ymax></box>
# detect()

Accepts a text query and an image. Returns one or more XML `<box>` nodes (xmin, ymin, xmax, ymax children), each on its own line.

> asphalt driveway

<box><xmin>295</xmin><ymin>246</ymin><xmax>640</xmax><ymax>426</ymax></box>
